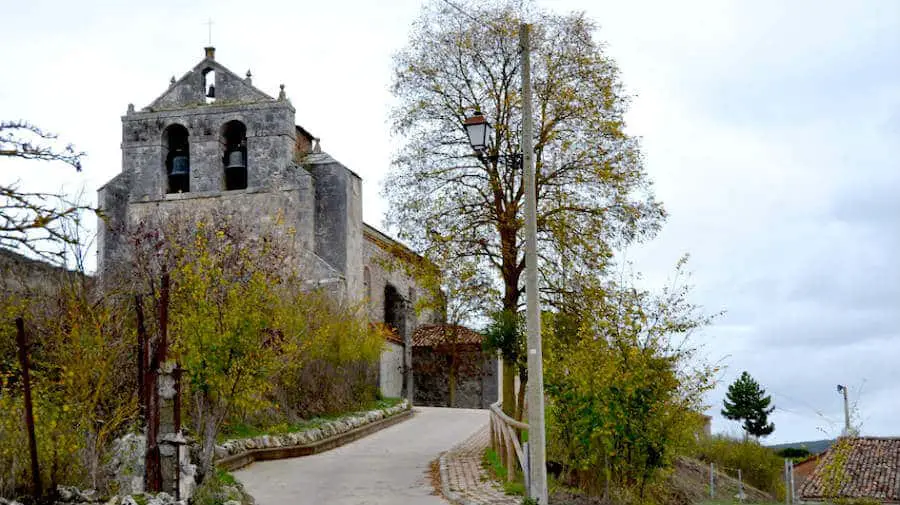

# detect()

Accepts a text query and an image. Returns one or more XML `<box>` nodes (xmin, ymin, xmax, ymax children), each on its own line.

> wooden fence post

<box><xmin>489</xmin><ymin>414</ymin><xmax>496</xmax><ymax>453</ymax></box>
<box><xmin>15</xmin><ymin>317</ymin><xmax>42</xmax><ymax>499</ymax></box>
<box><xmin>505</xmin><ymin>426</ymin><xmax>515</xmax><ymax>482</ymax></box>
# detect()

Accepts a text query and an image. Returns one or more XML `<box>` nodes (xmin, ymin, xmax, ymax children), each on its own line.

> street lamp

<box><xmin>463</xmin><ymin>110</ymin><xmax>492</xmax><ymax>154</ymax></box>
<box><xmin>463</xmin><ymin>110</ymin><xmax>522</xmax><ymax>167</ymax></box>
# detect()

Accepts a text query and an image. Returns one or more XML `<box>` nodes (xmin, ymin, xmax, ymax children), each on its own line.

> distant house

<box><xmin>792</xmin><ymin>453</ymin><xmax>824</xmax><ymax>493</ymax></box>
<box><xmin>798</xmin><ymin>437</ymin><xmax>900</xmax><ymax>503</ymax></box>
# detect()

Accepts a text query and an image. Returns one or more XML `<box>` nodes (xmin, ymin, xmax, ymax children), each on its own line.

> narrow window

<box><xmin>203</xmin><ymin>69</ymin><xmax>216</xmax><ymax>104</ymax></box>
<box><xmin>222</xmin><ymin>120</ymin><xmax>248</xmax><ymax>190</ymax></box>
<box><xmin>164</xmin><ymin>124</ymin><xmax>190</xmax><ymax>194</ymax></box>
<box><xmin>364</xmin><ymin>266</ymin><xmax>372</xmax><ymax>301</ymax></box>
<box><xmin>384</xmin><ymin>284</ymin><xmax>405</xmax><ymax>337</ymax></box>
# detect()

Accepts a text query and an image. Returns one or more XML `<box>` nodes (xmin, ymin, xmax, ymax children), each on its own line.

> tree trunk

<box><xmin>500</xmin><ymin>222</ymin><xmax>521</xmax><ymax>419</ymax></box>
<box><xmin>515</xmin><ymin>371</ymin><xmax>528</xmax><ymax>423</ymax></box>
<box><xmin>200</xmin><ymin>405</ymin><xmax>219</xmax><ymax>480</ymax></box>
<box><xmin>502</xmin><ymin>360</ymin><xmax>516</xmax><ymax>417</ymax></box>
<box><xmin>449</xmin><ymin>368</ymin><xmax>457</xmax><ymax>408</ymax></box>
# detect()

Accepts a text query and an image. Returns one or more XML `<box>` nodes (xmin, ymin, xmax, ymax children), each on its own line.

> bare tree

<box><xmin>1</xmin><ymin>120</ymin><xmax>91</xmax><ymax>262</ymax></box>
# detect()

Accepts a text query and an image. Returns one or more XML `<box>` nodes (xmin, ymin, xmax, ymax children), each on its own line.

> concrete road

<box><xmin>233</xmin><ymin>407</ymin><xmax>489</xmax><ymax>505</ymax></box>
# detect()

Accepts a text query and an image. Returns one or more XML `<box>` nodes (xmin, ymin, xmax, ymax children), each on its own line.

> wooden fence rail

<box><xmin>488</xmin><ymin>401</ymin><xmax>529</xmax><ymax>483</ymax></box>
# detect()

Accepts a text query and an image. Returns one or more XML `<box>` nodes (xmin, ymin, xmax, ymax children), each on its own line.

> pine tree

<box><xmin>722</xmin><ymin>371</ymin><xmax>776</xmax><ymax>439</ymax></box>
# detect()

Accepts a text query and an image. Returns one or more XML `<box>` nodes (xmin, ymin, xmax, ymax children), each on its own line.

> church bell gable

<box><xmin>144</xmin><ymin>47</ymin><xmax>273</xmax><ymax>112</ymax></box>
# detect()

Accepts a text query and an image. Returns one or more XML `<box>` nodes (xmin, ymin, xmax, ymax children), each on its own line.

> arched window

<box><xmin>222</xmin><ymin>120</ymin><xmax>247</xmax><ymax>190</ymax></box>
<box><xmin>203</xmin><ymin>68</ymin><xmax>216</xmax><ymax>104</ymax></box>
<box><xmin>384</xmin><ymin>284</ymin><xmax>405</xmax><ymax>337</ymax></box>
<box><xmin>164</xmin><ymin>124</ymin><xmax>190</xmax><ymax>194</ymax></box>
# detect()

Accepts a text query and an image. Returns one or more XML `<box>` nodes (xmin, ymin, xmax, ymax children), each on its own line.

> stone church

<box><xmin>96</xmin><ymin>47</ymin><xmax>432</xmax><ymax>399</ymax></box>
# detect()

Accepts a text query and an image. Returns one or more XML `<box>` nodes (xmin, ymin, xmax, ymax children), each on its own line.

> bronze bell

<box><xmin>170</xmin><ymin>154</ymin><xmax>189</xmax><ymax>176</ymax></box>
<box><xmin>206</xmin><ymin>84</ymin><xmax>216</xmax><ymax>98</ymax></box>
<box><xmin>225</xmin><ymin>149</ymin><xmax>246</xmax><ymax>169</ymax></box>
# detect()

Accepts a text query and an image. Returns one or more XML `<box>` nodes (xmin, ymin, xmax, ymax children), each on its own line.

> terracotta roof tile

<box><xmin>412</xmin><ymin>324</ymin><xmax>483</xmax><ymax>347</ymax></box>
<box><xmin>798</xmin><ymin>437</ymin><xmax>900</xmax><ymax>502</ymax></box>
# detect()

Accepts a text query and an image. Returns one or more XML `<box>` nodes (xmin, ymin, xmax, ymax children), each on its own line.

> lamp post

<box><xmin>461</xmin><ymin>23</ymin><xmax>547</xmax><ymax>504</ymax></box>
<box><xmin>837</xmin><ymin>385</ymin><xmax>850</xmax><ymax>436</ymax></box>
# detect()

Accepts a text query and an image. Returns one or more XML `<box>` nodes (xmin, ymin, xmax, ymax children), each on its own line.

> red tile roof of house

<box><xmin>798</xmin><ymin>437</ymin><xmax>900</xmax><ymax>503</ymax></box>
<box><xmin>412</xmin><ymin>324</ymin><xmax>483</xmax><ymax>347</ymax></box>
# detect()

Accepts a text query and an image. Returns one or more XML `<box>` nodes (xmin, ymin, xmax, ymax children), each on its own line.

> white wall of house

<box><xmin>380</xmin><ymin>342</ymin><xmax>405</xmax><ymax>399</ymax></box>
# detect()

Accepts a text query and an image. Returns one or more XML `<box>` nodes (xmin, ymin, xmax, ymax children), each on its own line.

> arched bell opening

<box><xmin>203</xmin><ymin>68</ymin><xmax>216</xmax><ymax>104</ymax></box>
<box><xmin>222</xmin><ymin>120</ymin><xmax>247</xmax><ymax>190</ymax></box>
<box><xmin>163</xmin><ymin>124</ymin><xmax>190</xmax><ymax>194</ymax></box>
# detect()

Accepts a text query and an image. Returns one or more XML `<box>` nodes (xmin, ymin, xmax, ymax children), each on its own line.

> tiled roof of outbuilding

<box><xmin>412</xmin><ymin>324</ymin><xmax>483</xmax><ymax>347</ymax></box>
<box><xmin>798</xmin><ymin>437</ymin><xmax>900</xmax><ymax>502</ymax></box>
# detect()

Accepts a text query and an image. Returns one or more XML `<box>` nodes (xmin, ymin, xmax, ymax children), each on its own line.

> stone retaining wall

<box><xmin>214</xmin><ymin>400</ymin><xmax>409</xmax><ymax>460</ymax></box>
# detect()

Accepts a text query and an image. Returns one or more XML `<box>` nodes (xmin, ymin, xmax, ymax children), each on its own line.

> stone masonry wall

<box><xmin>413</xmin><ymin>345</ymin><xmax>497</xmax><ymax>409</ymax></box>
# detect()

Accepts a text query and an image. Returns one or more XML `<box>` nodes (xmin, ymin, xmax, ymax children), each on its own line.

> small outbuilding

<box><xmin>412</xmin><ymin>324</ymin><xmax>498</xmax><ymax>409</ymax></box>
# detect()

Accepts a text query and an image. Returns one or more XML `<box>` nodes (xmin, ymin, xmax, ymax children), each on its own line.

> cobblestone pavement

<box><xmin>441</xmin><ymin>427</ymin><xmax>520</xmax><ymax>505</ymax></box>
<box><xmin>233</xmin><ymin>407</ymin><xmax>488</xmax><ymax>505</ymax></box>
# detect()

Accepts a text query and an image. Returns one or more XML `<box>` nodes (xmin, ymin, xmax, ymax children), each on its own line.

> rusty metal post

<box><xmin>145</xmin><ymin>273</ymin><xmax>170</xmax><ymax>493</ymax></box>
<box><xmin>145</xmin><ymin>355</ymin><xmax>161</xmax><ymax>491</ymax></box>
<box><xmin>158</xmin><ymin>273</ymin><xmax>169</xmax><ymax>361</ymax></box>
<box><xmin>173</xmin><ymin>365</ymin><xmax>182</xmax><ymax>501</ymax></box>
<box><xmin>136</xmin><ymin>295</ymin><xmax>147</xmax><ymax>424</ymax></box>
<box><xmin>15</xmin><ymin>318</ymin><xmax>42</xmax><ymax>498</ymax></box>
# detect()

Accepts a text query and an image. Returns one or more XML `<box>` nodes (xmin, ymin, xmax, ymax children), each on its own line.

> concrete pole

<box><xmin>784</xmin><ymin>459</ymin><xmax>790</xmax><ymax>505</ymax></box>
<box><xmin>520</xmin><ymin>23</ymin><xmax>548</xmax><ymax>505</ymax></box>
<box><xmin>789</xmin><ymin>459</ymin><xmax>795</xmax><ymax>504</ymax></box>
<box><xmin>841</xmin><ymin>385</ymin><xmax>850</xmax><ymax>435</ymax></box>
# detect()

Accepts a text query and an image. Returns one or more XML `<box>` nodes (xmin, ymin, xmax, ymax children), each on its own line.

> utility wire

<box><xmin>437</xmin><ymin>0</ymin><xmax>527</xmax><ymax>38</ymax></box>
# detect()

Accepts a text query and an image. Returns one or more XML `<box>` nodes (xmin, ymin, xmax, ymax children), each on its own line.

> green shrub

<box><xmin>482</xmin><ymin>447</ymin><xmax>526</xmax><ymax>496</ymax></box>
<box><xmin>775</xmin><ymin>447</ymin><xmax>810</xmax><ymax>459</ymax></box>
<box><xmin>689</xmin><ymin>435</ymin><xmax>784</xmax><ymax>497</ymax></box>
<box><xmin>542</xmin><ymin>273</ymin><xmax>717</xmax><ymax>503</ymax></box>
<box><xmin>191</xmin><ymin>469</ymin><xmax>245</xmax><ymax>505</ymax></box>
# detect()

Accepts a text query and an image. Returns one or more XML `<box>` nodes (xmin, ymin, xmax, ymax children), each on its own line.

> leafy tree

<box><xmin>775</xmin><ymin>447</ymin><xmax>810</xmax><ymax>459</ymax></box>
<box><xmin>128</xmin><ymin>212</ymin><xmax>298</xmax><ymax>477</ymax></box>
<box><xmin>544</xmin><ymin>259</ymin><xmax>717</xmax><ymax>501</ymax></box>
<box><xmin>386</xmin><ymin>0</ymin><xmax>664</xmax><ymax>417</ymax></box>
<box><xmin>722</xmin><ymin>371</ymin><xmax>775</xmax><ymax>439</ymax></box>
<box><xmin>128</xmin><ymin>210</ymin><xmax>384</xmax><ymax>477</ymax></box>
<box><xmin>1</xmin><ymin>121</ymin><xmax>90</xmax><ymax>262</ymax></box>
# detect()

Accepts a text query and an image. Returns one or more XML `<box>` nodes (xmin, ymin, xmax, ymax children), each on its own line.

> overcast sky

<box><xmin>2</xmin><ymin>0</ymin><xmax>898</xmax><ymax>445</ymax></box>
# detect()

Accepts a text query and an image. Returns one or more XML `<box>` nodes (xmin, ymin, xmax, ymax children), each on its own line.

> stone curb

<box><xmin>438</xmin><ymin>452</ymin><xmax>480</xmax><ymax>505</ymax></box>
<box><xmin>216</xmin><ymin>402</ymin><xmax>412</xmax><ymax>471</ymax></box>
<box><xmin>215</xmin><ymin>400</ymin><xmax>410</xmax><ymax>458</ymax></box>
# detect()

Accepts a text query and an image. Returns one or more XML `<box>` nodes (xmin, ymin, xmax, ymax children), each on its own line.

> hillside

<box><xmin>767</xmin><ymin>439</ymin><xmax>834</xmax><ymax>455</ymax></box>
<box><xmin>664</xmin><ymin>457</ymin><xmax>775</xmax><ymax>505</ymax></box>
<box><xmin>551</xmin><ymin>458</ymin><xmax>775</xmax><ymax>505</ymax></box>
